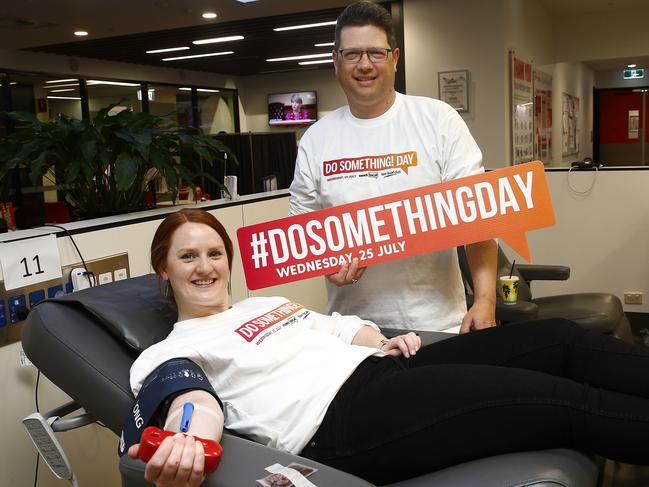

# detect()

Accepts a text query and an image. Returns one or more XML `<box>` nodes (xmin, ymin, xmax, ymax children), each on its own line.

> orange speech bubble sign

<box><xmin>238</xmin><ymin>161</ymin><xmax>554</xmax><ymax>290</ymax></box>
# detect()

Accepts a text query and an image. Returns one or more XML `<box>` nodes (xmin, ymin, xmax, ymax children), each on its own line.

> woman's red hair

<box><xmin>150</xmin><ymin>208</ymin><xmax>234</xmax><ymax>275</ymax></box>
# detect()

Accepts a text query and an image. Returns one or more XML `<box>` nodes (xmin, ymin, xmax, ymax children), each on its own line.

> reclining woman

<box><xmin>129</xmin><ymin>208</ymin><xmax>649</xmax><ymax>487</ymax></box>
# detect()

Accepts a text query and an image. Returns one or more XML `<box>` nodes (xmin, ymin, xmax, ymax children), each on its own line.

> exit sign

<box><xmin>624</xmin><ymin>68</ymin><xmax>645</xmax><ymax>79</ymax></box>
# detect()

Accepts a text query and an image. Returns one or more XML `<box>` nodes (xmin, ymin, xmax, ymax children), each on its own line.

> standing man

<box><xmin>289</xmin><ymin>1</ymin><xmax>496</xmax><ymax>333</ymax></box>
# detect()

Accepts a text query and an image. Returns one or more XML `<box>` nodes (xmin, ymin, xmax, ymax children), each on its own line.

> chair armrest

<box><xmin>119</xmin><ymin>433</ymin><xmax>375</xmax><ymax>487</ymax></box>
<box><xmin>465</xmin><ymin>295</ymin><xmax>539</xmax><ymax>323</ymax></box>
<box><xmin>496</xmin><ymin>299</ymin><xmax>539</xmax><ymax>323</ymax></box>
<box><xmin>516</xmin><ymin>264</ymin><xmax>570</xmax><ymax>282</ymax></box>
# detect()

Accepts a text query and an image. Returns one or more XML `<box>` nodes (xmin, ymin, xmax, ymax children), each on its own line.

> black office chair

<box><xmin>458</xmin><ymin>246</ymin><xmax>633</xmax><ymax>342</ymax></box>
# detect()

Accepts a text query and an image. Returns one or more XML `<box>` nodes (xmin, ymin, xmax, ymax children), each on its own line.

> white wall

<box><xmin>553</xmin><ymin>7</ymin><xmax>649</xmax><ymax>63</ymax></box>
<box><xmin>403</xmin><ymin>0</ymin><xmax>508</xmax><ymax>169</ymax></box>
<box><xmin>503</xmin><ymin>169</ymin><xmax>649</xmax><ymax>313</ymax></box>
<box><xmin>504</xmin><ymin>0</ymin><xmax>554</xmax><ymax>67</ymax></box>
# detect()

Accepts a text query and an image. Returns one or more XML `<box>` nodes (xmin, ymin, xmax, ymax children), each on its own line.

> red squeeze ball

<box><xmin>138</xmin><ymin>426</ymin><xmax>222</xmax><ymax>474</ymax></box>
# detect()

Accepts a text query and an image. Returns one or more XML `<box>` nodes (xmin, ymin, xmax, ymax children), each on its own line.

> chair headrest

<box><xmin>54</xmin><ymin>274</ymin><xmax>177</xmax><ymax>352</ymax></box>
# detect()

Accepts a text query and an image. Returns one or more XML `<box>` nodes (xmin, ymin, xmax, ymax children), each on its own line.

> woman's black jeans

<box><xmin>301</xmin><ymin>319</ymin><xmax>649</xmax><ymax>485</ymax></box>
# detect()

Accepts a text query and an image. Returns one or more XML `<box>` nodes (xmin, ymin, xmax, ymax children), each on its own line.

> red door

<box><xmin>598</xmin><ymin>89</ymin><xmax>646</xmax><ymax>165</ymax></box>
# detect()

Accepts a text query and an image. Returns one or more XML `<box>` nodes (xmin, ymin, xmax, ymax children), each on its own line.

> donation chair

<box><xmin>22</xmin><ymin>274</ymin><xmax>599</xmax><ymax>486</ymax></box>
<box><xmin>458</xmin><ymin>246</ymin><xmax>633</xmax><ymax>342</ymax></box>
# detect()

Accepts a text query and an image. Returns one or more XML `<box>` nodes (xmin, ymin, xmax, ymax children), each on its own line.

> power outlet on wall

<box><xmin>624</xmin><ymin>292</ymin><xmax>643</xmax><ymax>305</ymax></box>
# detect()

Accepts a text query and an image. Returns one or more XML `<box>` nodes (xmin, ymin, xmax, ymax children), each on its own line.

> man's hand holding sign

<box><xmin>238</xmin><ymin>161</ymin><xmax>554</xmax><ymax>310</ymax></box>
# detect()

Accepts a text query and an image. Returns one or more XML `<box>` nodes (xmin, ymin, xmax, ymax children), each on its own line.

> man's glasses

<box><xmin>337</xmin><ymin>48</ymin><xmax>392</xmax><ymax>63</ymax></box>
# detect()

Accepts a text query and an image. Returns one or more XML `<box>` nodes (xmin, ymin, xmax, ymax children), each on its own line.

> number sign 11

<box><xmin>0</xmin><ymin>234</ymin><xmax>63</xmax><ymax>291</ymax></box>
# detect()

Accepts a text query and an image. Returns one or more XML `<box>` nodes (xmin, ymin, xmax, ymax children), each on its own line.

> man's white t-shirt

<box><xmin>130</xmin><ymin>297</ymin><xmax>383</xmax><ymax>454</ymax></box>
<box><xmin>289</xmin><ymin>92</ymin><xmax>483</xmax><ymax>330</ymax></box>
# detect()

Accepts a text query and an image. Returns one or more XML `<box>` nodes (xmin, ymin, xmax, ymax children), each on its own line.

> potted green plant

<box><xmin>0</xmin><ymin>102</ymin><xmax>235</xmax><ymax>219</ymax></box>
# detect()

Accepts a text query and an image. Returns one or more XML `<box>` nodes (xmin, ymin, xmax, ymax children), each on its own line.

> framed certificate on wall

<box><xmin>438</xmin><ymin>70</ymin><xmax>469</xmax><ymax>112</ymax></box>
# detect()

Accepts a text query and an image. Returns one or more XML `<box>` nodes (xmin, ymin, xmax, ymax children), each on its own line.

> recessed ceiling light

<box><xmin>314</xmin><ymin>42</ymin><xmax>334</xmax><ymax>47</ymax></box>
<box><xmin>163</xmin><ymin>51</ymin><xmax>234</xmax><ymax>61</ymax></box>
<box><xmin>46</xmin><ymin>79</ymin><xmax>78</xmax><ymax>83</ymax></box>
<box><xmin>202</xmin><ymin>12</ymin><xmax>217</xmax><ymax>19</ymax></box>
<box><xmin>50</xmin><ymin>88</ymin><xmax>76</xmax><ymax>93</ymax></box>
<box><xmin>47</xmin><ymin>96</ymin><xmax>82</xmax><ymax>100</ymax></box>
<box><xmin>236</xmin><ymin>0</ymin><xmax>258</xmax><ymax>3</ymax></box>
<box><xmin>74</xmin><ymin>31</ymin><xmax>88</xmax><ymax>37</ymax></box>
<box><xmin>274</xmin><ymin>21</ymin><xmax>337</xmax><ymax>32</ymax></box>
<box><xmin>146</xmin><ymin>46</ymin><xmax>190</xmax><ymax>54</ymax></box>
<box><xmin>299</xmin><ymin>59</ymin><xmax>334</xmax><ymax>65</ymax></box>
<box><xmin>628</xmin><ymin>63</ymin><xmax>637</xmax><ymax>68</ymax></box>
<box><xmin>267</xmin><ymin>53</ymin><xmax>331</xmax><ymax>62</ymax></box>
<box><xmin>192</xmin><ymin>35</ymin><xmax>244</xmax><ymax>45</ymax></box>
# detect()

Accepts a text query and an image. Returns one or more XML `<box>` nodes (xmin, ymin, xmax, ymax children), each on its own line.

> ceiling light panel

<box><xmin>146</xmin><ymin>46</ymin><xmax>190</xmax><ymax>54</ymax></box>
<box><xmin>202</xmin><ymin>12</ymin><xmax>217</xmax><ymax>19</ymax></box>
<box><xmin>163</xmin><ymin>51</ymin><xmax>234</xmax><ymax>61</ymax></box>
<box><xmin>87</xmin><ymin>80</ymin><xmax>140</xmax><ymax>87</ymax></box>
<box><xmin>74</xmin><ymin>31</ymin><xmax>88</xmax><ymax>36</ymax></box>
<box><xmin>44</xmin><ymin>83</ymin><xmax>80</xmax><ymax>89</ymax></box>
<box><xmin>267</xmin><ymin>53</ymin><xmax>331</xmax><ymax>62</ymax></box>
<box><xmin>45</xmin><ymin>79</ymin><xmax>78</xmax><ymax>84</ymax></box>
<box><xmin>178</xmin><ymin>88</ymin><xmax>220</xmax><ymax>92</ymax></box>
<box><xmin>314</xmin><ymin>42</ymin><xmax>334</xmax><ymax>47</ymax></box>
<box><xmin>274</xmin><ymin>21</ymin><xmax>337</xmax><ymax>32</ymax></box>
<box><xmin>299</xmin><ymin>59</ymin><xmax>334</xmax><ymax>65</ymax></box>
<box><xmin>192</xmin><ymin>35</ymin><xmax>244</xmax><ymax>45</ymax></box>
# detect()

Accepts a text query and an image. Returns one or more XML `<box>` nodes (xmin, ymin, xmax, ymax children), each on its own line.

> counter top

<box><xmin>0</xmin><ymin>189</ymin><xmax>289</xmax><ymax>243</ymax></box>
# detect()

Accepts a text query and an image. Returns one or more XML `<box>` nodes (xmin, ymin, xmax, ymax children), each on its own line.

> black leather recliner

<box><xmin>458</xmin><ymin>246</ymin><xmax>633</xmax><ymax>342</ymax></box>
<box><xmin>21</xmin><ymin>274</ymin><xmax>599</xmax><ymax>486</ymax></box>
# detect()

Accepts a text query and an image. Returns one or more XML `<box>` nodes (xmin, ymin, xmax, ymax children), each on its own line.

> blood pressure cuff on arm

<box><xmin>119</xmin><ymin>357</ymin><xmax>221</xmax><ymax>456</ymax></box>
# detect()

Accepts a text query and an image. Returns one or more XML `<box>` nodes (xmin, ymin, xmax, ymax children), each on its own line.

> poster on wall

<box><xmin>629</xmin><ymin>110</ymin><xmax>640</xmax><ymax>139</ymax></box>
<box><xmin>561</xmin><ymin>93</ymin><xmax>580</xmax><ymax>156</ymax></box>
<box><xmin>438</xmin><ymin>70</ymin><xmax>469</xmax><ymax>112</ymax></box>
<box><xmin>533</xmin><ymin>70</ymin><xmax>552</xmax><ymax>162</ymax></box>
<box><xmin>510</xmin><ymin>52</ymin><xmax>534</xmax><ymax>164</ymax></box>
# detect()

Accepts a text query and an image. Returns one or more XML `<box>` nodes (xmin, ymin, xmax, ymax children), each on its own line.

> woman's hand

<box><xmin>128</xmin><ymin>434</ymin><xmax>206</xmax><ymax>487</ymax></box>
<box><xmin>380</xmin><ymin>332</ymin><xmax>421</xmax><ymax>358</ymax></box>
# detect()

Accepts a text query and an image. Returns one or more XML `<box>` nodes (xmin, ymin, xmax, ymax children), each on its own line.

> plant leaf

<box><xmin>114</xmin><ymin>152</ymin><xmax>139</xmax><ymax>191</ymax></box>
<box><xmin>28</xmin><ymin>150</ymin><xmax>50</xmax><ymax>184</ymax></box>
<box><xmin>7</xmin><ymin>111</ymin><xmax>40</xmax><ymax>126</ymax></box>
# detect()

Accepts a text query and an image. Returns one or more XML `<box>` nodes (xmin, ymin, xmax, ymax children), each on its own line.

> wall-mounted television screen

<box><xmin>268</xmin><ymin>91</ymin><xmax>317</xmax><ymax>127</ymax></box>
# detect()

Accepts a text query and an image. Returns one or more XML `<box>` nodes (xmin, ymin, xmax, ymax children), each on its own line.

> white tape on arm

<box><xmin>265</xmin><ymin>463</ymin><xmax>317</xmax><ymax>487</ymax></box>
